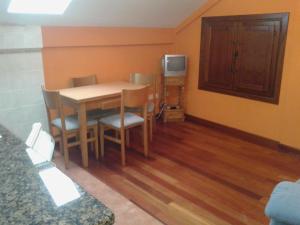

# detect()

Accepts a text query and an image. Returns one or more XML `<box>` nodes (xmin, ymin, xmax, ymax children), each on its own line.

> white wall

<box><xmin>0</xmin><ymin>25</ymin><xmax>47</xmax><ymax>140</ymax></box>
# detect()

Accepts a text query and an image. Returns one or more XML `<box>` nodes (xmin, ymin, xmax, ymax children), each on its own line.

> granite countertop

<box><xmin>0</xmin><ymin>125</ymin><xmax>114</xmax><ymax>225</ymax></box>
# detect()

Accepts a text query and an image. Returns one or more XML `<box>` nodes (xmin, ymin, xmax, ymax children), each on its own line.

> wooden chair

<box><xmin>99</xmin><ymin>87</ymin><xmax>149</xmax><ymax>166</ymax></box>
<box><xmin>71</xmin><ymin>74</ymin><xmax>118</xmax><ymax>119</ymax></box>
<box><xmin>42</xmin><ymin>86</ymin><xmax>99</xmax><ymax>168</ymax></box>
<box><xmin>129</xmin><ymin>73</ymin><xmax>156</xmax><ymax>141</ymax></box>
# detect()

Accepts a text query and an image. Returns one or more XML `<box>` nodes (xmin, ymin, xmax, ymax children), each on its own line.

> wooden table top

<box><xmin>59</xmin><ymin>81</ymin><xmax>145</xmax><ymax>103</ymax></box>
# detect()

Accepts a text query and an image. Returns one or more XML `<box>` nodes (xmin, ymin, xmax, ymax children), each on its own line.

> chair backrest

<box><xmin>120</xmin><ymin>86</ymin><xmax>148</xmax><ymax>128</ymax></box>
<box><xmin>130</xmin><ymin>73</ymin><xmax>154</xmax><ymax>86</ymax></box>
<box><xmin>130</xmin><ymin>73</ymin><xmax>157</xmax><ymax>112</ymax></box>
<box><xmin>122</xmin><ymin>87</ymin><xmax>149</xmax><ymax>109</ymax></box>
<box><xmin>41</xmin><ymin>86</ymin><xmax>66</xmax><ymax>132</ymax></box>
<box><xmin>71</xmin><ymin>74</ymin><xmax>97</xmax><ymax>87</ymax></box>
<box><xmin>42</xmin><ymin>86</ymin><xmax>60</xmax><ymax>110</ymax></box>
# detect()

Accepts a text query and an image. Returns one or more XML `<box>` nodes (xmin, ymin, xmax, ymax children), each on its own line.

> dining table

<box><xmin>59</xmin><ymin>81</ymin><xmax>145</xmax><ymax>168</ymax></box>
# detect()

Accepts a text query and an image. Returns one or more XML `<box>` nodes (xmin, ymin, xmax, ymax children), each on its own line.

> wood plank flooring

<box><xmin>69</xmin><ymin>121</ymin><xmax>300</xmax><ymax>225</ymax></box>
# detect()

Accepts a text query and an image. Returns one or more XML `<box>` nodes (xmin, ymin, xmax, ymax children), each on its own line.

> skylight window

<box><xmin>7</xmin><ymin>0</ymin><xmax>72</xmax><ymax>15</ymax></box>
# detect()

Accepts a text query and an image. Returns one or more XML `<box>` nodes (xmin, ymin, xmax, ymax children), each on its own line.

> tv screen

<box><xmin>163</xmin><ymin>55</ymin><xmax>187</xmax><ymax>76</ymax></box>
<box><xmin>167</xmin><ymin>56</ymin><xmax>186</xmax><ymax>72</ymax></box>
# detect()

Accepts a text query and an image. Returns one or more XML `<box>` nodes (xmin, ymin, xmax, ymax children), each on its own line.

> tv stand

<box><xmin>162</xmin><ymin>76</ymin><xmax>185</xmax><ymax>122</ymax></box>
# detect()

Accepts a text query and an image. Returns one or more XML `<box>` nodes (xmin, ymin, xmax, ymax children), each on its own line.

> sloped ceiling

<box><xmin>0</xmin><ymin>0</ymin><xmax>207</xmax><ymax>27</ymax></box>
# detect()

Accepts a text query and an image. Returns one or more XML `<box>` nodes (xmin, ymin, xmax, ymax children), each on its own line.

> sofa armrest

<box><xmin>265</xmin><ymin>181</ymin><xmax>300</xmax><ymax>225</ymax></box>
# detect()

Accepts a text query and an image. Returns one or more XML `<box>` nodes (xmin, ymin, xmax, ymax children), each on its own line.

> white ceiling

<box><xmin>0</xmin><ymin>0</ymin><xmax>206</xmax><ymax>28</ymax></box>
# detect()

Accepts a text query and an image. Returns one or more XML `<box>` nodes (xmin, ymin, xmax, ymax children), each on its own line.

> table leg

<box><xmin>78</xmin><ymin>103</ymin><xmax>88</xmax><ymax>167</ymax></box>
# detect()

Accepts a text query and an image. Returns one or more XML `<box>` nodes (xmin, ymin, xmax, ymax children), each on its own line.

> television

<box><xmin>162</xmin><ymin>54</ymin><xmax>187</xmax><ymax>77</ymax></box>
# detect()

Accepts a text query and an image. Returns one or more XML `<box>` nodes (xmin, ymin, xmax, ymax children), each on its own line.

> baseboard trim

<box><xmin>278</xmin><ymin>144</ymin><xmax>300</xmax><ymax>155</ymax></box>
<box><xmin>185</xmin><ymin>114</ymin><xmax>300</xmax><ymax>154</ymax></box>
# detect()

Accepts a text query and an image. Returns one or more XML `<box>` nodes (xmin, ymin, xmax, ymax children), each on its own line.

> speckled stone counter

<box><xmin>0</xmin><ymin>125</ymin><xmax>114</xmax><ymax>225</ymax></box>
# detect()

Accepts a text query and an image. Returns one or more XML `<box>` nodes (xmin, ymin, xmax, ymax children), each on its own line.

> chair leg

<box><xmin>51</xmin><ymin>128</ymin><xmax>63</xmax><ymax>154</ymax></box>
<box><xmin>62</xmin><ymin>132</ymin><xmax>69</xmax><ymax>169</ymax></box>
<box><xmin>149</xmin><ymin>115</ymin><xmax>153</xmax><ymax>142</ymax></box>
<box><xmin>57</xmin><ymin>134</ymin><xmax>64</xmax><ymax>155</ymax></box>
<box><xmin>152</xmin><ymin>114</ymin><xmax>156</xmax><ymax>130</ymax></box>
<box><xmin>94</xmin><ymin>126</ymin><xmax>99</xmax><ymax>160</ymax></box>
<box><xmin>88</xmin><ymin>131</ymin><xmax>94</xmax><ymax>153</ymax></box>
<box><xmin>120</xmin><ymin>128</ymin><xmax>126</xmax><ymax>166</ymax></box>
<box><xmin>143</xmin><ymin>123</ymin><xmax>149</xmax><ymax>158</ymax></box>
<box><xmin>126</xmin><ymin>129</ymin><xmax>130</xmax><ymax>147</ymax></box>
<box><xmin>55</xmin><ymin>132</ymin><xmax>63</xmax><ymax>154</ymax></box>
<box><xmin>100</xmin><ymin>125</ymin><xmax>105</xmax><ymax>159</ymax></box>
<box><xmin>58</xmin><ymin>135</ymin><xmax>63</xmax><ymax>154</ymax></box>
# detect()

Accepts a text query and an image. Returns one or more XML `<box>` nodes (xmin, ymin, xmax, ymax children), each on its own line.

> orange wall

<box><xmin>42</xmin><ymin>1</ymin><xmax>300</xmax><ymax>149</ymax></box>
<box><xmin>42</xmin><ymin>27</ymin><xmax>174</xmax><ymax>89</ymax></box>
<box><xmin>174</xmin><ymin>0</ymin><xmax>300</xmax><ymax>149</ymax></box>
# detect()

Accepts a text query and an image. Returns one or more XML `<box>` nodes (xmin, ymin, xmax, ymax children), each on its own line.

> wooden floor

<box><xmin>69</xmin><ymin>121</ymin><xmax>300</xmax><ymax>225</ymax></box>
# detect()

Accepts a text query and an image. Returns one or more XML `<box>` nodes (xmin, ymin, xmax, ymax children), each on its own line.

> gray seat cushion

<box><xmin>52</xmin><ymin>115</ymin><xmax>97</xmax><ymax>131</ymax></box>
<box><xmin>87</xmin><ymin>108</ymin><xmax>119</xmax><ymax>120</ymax></box>
<box><xmin>126</xmin><ymin>102</ymin><xmax>154</xmax><ymax>114</ymax></box>
<box><xmin>99</xmin><ymin>112</ymin><xmax>144</xmax><ymax>129</ymax></box>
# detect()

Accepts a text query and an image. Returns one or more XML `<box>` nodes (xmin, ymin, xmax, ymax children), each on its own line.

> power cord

<box><xmin>156</xmin><ymin>103</ymin><xmax>166</xmax><ymax>120</ymax></box>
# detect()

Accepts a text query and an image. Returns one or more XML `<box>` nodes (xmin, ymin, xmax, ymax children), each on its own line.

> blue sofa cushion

<box><xmin>270</xmin><ymin>219</ymin><xmax>290</xmax><ymax>225</ymax></box>
<box><xmin>265</xmin><ymin>181</ymin><xmax>300</xmax><ymax>225</ymax></box>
